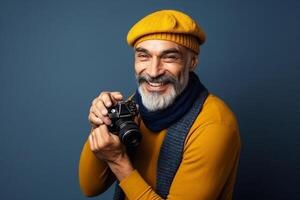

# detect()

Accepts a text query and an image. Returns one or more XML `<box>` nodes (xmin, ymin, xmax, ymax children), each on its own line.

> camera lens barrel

<box><xmin>116</xmin><ymin>119</ymin><xmax>142</xmax><ymax>147</ymax></box>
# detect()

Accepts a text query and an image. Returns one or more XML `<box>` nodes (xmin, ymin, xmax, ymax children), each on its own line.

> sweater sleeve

<box><xmin>78</xmin><ymin>138</ymin><xmax>116</xmax><ymax>197</ymax></box>
<box><xmin>119</xmin><ymin>123</ymin><xmax>240</xmax><ymax>200</ymax></box>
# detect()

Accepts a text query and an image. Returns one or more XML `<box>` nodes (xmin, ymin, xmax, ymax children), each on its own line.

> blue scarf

<box><xmin>133</xmin><ymin>72</ymin><xmax>207</xmax><ymax>132</ymax></box>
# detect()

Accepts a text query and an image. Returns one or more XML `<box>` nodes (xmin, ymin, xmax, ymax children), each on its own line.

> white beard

<box><xmin>136</xmin><ymin>69</ymin><xmax>190</xmax><ymax>112</ymax></box>
<box><xmin>138</xmin><ymin>84</ymin><xmax>177</xmax><ymax>111</ymax></box>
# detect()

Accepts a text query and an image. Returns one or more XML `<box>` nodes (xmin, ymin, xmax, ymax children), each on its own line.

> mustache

<box><xmin>137</xmin><ymin>74</ymin><xmax>177</xmax><ymax>85</ymax></box>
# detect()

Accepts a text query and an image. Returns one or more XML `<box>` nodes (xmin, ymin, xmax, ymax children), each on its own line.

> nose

<box><xmin>147</xmin><ymin>56</ymin><xmax>164</xmax><ymax>78</ymax></box>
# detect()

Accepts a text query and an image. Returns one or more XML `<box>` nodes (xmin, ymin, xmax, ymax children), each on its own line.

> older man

<box><xmin>79</xmin><ymin>10</ymin><xmax>241</xmax><ymax>200</ymax></box>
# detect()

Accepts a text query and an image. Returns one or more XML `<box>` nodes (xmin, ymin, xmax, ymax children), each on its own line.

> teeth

<box><xmin>148</xmin><ymin>82</ymin><xmax>163</xmax><ymax>87</ymax></box>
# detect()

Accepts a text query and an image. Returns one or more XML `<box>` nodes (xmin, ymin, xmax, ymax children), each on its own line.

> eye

<box><xmin>162</xmin><ymin>54</ymin><xmax>180</xmax><ymax>62</ymax></box>
<box><xmin>136</xmin><ymin>52</ymin><xmax>150</xmax><ymax>62</ymax></box>
<box><xmin>137</xmin><ymin>53</ymin><xmax>149</xmax><ymax>58</ymax></box>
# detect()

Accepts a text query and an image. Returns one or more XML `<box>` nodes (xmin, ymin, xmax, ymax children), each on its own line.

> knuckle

<box><xmin>93</xmin><ymin>117</ymin><xmax>101</xmax><ymax>125</ymax></box>
<box><xmin>102</xmin><ymin>97</ymin><xmax>111</xmax><ymax>104</ymax></box>
<box><xmin>91</xmin><ymin>117</ymin><xmax>97</xmax><ymax>124</ymax></box>
<box><xmin>95</xmin><ymin>108</ymin><xmax>104</xmax><ymax>117</ymax></box>
<box><xmin>98</xmin><ymin>115</ymin><xmax>105</xmax><ymax>122</ymax></box>
<box><xmin>101</xmin><ymin>141</ymin><xmax>111</xmax><ymax>149</ymax></box>
<box><xmin>97</xmin><ymin>117</ymin><xmax>103</xmax><ymax>124</ymax></box>
<box><xmin>99</xmin><ymin>91</ymin><xmax>108</xmax><ymax>98</ymax></box>
<box><xmin>98</xmin><ymin>142</ymin><xmax>105</xmax><ymax>149</ymax></box>
<box><xmin>91</xmin><ymin>146</ymin><xmax>98</xmax><ymax>152</ymax></box>
<box><xmin>101</xmin><ymin>135</ymin><xmax>110</xmax><ymax>144</ymax></box>
<box><xmin>112</xmin><ymin>91</ymin><xmax>122</xmax><ymax>97</ymax></box>
<box><xmin>96</xmin><ymin>100</ymin><xmax>104</xmax><ymax>108</ymax></box>
<box><xmin>91</xmin><ymin>114</ymin><xmax>96</xmax><ymax>121</ymax></box>
<box><xmin>92</xmin><ymin>98</ymin><xmax>97</xmax><ymax>105</ymax></box>
<box><xmin>90</xmin><ymin>114</ymin><xmax>96</xmax><ymax>121</ymax></box>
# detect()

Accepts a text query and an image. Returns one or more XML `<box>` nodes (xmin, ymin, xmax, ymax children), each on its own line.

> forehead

<box><xmin>135</xmin><ymin>40</ymin><xmax>186</xmax><ymax>54</ymax></box>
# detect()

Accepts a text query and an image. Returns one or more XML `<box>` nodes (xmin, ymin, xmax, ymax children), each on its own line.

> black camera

<box><xmin>107</xmin><ymin>100</ymin><xmax>141</xmax><ymax>147</ymax></box>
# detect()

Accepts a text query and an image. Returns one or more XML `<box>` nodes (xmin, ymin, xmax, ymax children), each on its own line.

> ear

<box><xmin>189</xmin><ymin>53</ymin><xmax>198</xmax><ymax>71</ymax></box>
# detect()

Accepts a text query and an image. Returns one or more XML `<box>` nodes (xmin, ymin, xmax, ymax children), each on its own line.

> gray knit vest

<box><xmin>113</xmin><ymin>89</ymin><xmax>208</xmax><ymax>199</ymax></box>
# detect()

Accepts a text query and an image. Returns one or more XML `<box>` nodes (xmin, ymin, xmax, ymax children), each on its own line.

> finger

<box><xmin>109</xmin><ymin>93</ymin><xmax>123</xmax><ymax>106</ymax></box>
<box><xmin>92</xmin><ymin>101</ymin><xmax>112</xmax><ymax>125</ymax></box>
<box><xmin>101</xmin><ymin>93</ymin><xmax>114</xmax><ymax>108</ymax></box>
<box><xmin>93</xmin><ymin>127</ymin><xmax>102</xmax><ymax>149</ymax></box>
<box><xmin>102</xmin><ymin>116</ymin><xmax>112</xmax><ymax>125</ymax></box>
<box><xmin>88</xmin><ymin>134</ymin><xmax>95</xmax><ymax>151</ymax></box>
<box><xmin>95</xmin><ymin>100</ymin><xmax>108</xmax><ymax>116</ymax></box>
<box><xmin>93</xmin><ymin>101</ymin><xmax>112</xmax><ymax>125</ymax></box>
<box><xmin>88</xmin><ymin>112</ymin><xmax>103</xmax><ymax>126</ymax></box>
<box><xmin>97</xmin><ymin>125</ymin><xmax>111</xmax><ymax>146</ymax></box>
<box><xmin>99</xmin><ymin>125</ymin><xmax>120</xmax><ymax>145</ymax></box>
<box><xmin>111</xmin><ymin>92</ymin><xmax>123</xmax><ymax>101</ymax></box>
<box><xmin>92</xmin><ymin>98</ymin><xmax>97</xmax><ymax>105</ymax></box>
<box><xmin>98</xmin><ymin>124</ymin><xmax>111</xmax><ymax>139</ymax></box>
<box><xmin>91</xmin><ymin>130</ymin><xmax>99</xmax><ymax>150</ymax></box>
<box><xmin>133</xmin><ymin>115</ymin><xmax>140</xmax><ymax>126</ymax></box>
<box><xmin>91</xmin><ymin>104</ymin><xmax>102</xmax><ymax>117</ymax></box>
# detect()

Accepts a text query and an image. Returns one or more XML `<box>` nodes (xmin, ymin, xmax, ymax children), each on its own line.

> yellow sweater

<box><xmin>79</xmin><ymin>94</ymin><xmax>241</xmax><ymax>200</ymax></box>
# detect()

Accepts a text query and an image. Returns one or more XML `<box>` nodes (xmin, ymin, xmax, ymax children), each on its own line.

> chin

<box><xmin>138</xmin><ymin>84</ymin><xmax>177</xmax><ymax>111</ymax></box>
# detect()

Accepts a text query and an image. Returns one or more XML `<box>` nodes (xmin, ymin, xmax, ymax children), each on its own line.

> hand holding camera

<box><xmin>88</xmin><ymin>91</ymin><xmax>141</xmax><ymax>147</ymax></box>
<box><xmin>88</xmin><ymin>91</ymin><xmax>139</xmax><ymax>181</ymax></box>
<box><xmin>88</xmin><ymin>91</ymin><xmax>124</xmax><ymax>127</ymax></box>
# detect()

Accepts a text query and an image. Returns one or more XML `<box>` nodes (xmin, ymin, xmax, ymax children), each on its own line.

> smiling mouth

<box><xmin>144</xmin><ymin>81</ymin><xmax>171</xmax><ymax>92</ymax></box>
<box><xmin>147</xmin><ymin>81</ymin><xmax>165</xmax><ymax>87</ymax></box>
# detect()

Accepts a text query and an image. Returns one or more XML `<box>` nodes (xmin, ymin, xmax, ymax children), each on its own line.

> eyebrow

<box><xmin>135</xmin><ymin>47</ymin><xmax>150</xmax><ymax>54</ymax></box>
<box><xmin>135</xmin><ymin>47</ymin><xmax>182</xmax><ymax>56</ymax></box>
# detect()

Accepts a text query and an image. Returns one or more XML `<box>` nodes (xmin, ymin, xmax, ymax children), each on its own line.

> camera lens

<box><xmin>116</xmin><ymin>120</ymin><xmax>142</xmax><ymax>147</ymax></box>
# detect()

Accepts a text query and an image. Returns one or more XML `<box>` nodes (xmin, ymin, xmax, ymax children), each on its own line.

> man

<box><xmin>79</xmin><ymin>10</ymin><xmax>241</xmax><ymax>200</ymax></box>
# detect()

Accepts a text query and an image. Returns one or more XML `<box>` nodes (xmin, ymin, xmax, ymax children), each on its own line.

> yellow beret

<box><xmin>127</xmin><ymin>10</ymin><xmax>206</xmax><ymax>54</ymax></box>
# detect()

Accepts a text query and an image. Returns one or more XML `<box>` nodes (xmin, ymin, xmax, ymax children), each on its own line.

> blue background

<box><xmin>0</xmin><ymin>0</ymin><xmax>299</xmax><ymax>199</ymax></box>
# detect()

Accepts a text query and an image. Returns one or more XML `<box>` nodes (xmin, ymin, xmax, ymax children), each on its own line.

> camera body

<box><xmin>107</xmin><ymin>100</ymin><xmax>141</xmax><ymax>147</ymax></box>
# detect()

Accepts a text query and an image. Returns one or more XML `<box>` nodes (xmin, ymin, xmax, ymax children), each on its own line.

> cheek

<box><xmin>165</xmin><ymin>63</ymin><xmax>185</xmax><ymax>80</ymax></box>
<box><xmin>172</xmin><ymin>66</ymin><xmax>189</xmax><ymax>85</ymax></box>
<box><xmin>134</xmin><ymin>63</ymin><xmax>142</xmax><ymax>75</ymax></box>
<box><xmin>134</xmin><ymin>61</ymin><xmax>148</xmax><ymax>75</ymax></box>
